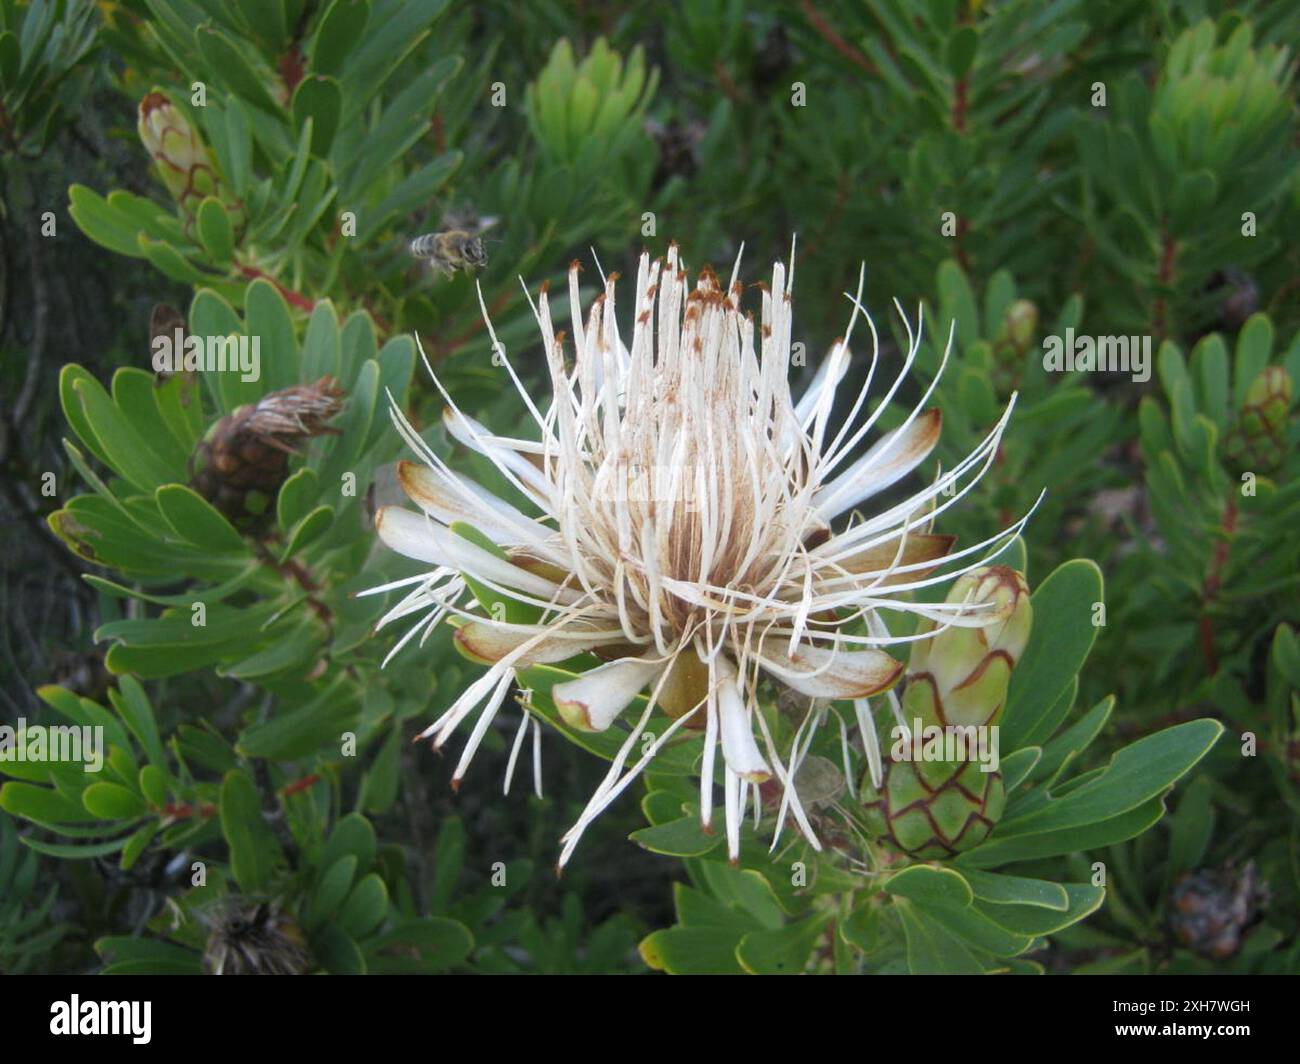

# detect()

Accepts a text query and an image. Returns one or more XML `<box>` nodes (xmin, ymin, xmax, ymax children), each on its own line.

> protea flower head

<box><xmin>370</xmin><ymin>242</ymin><xmax>1034</xmax><ymax>866</ymax></box>
<box><xmin>138</xmin><ymin>91</ymin><xmax>246</xmax><ymax>230</ymax></box>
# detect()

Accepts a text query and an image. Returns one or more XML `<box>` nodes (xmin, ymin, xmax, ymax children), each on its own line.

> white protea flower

<box><xmin>368</xmin><ymin>242</ymin><xmax>1034</xmax><ymax>866</ymax></box>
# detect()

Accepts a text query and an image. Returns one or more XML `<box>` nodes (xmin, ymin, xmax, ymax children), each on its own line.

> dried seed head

<box><xmin>202</xmin><ymin>899</ymin><xmax>310</xmax><ymax>975</ymax></box>
<box><xmin>190</xmin><ymin>376</ymin><xmax>345</xmax><ymax>532</ymax></box>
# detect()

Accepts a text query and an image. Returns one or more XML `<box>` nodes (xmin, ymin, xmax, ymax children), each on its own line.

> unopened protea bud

<box><xmin>861</xmin><ymin>566</ymin><xmax>1032</xmax><ymax>859</ymax></box>
<box><xmin>992</xmin><ymin>299</ymin><xmax>1037</xmax><ymax>391</ymax></box>
<box><xmin>190</xmin><ymin>377</ymin><xmax>345</xmax><ymax>533</ymax></box>
<box><xmin>996</xmin><ymin>299</ymin><xmax>1038</xmax><ymax>356</ymax></box>
<box><xmin>138</xmin><ymin>92</ymin><xmax>221</xmax><ymax>213</ymax></box>
<box><xmin>904</xmin><ymin>566</ymin><xmax>1032</xmax><ymax>730</ymax></box>
<box><xmin>1226</xmin><ymin>366</ymin><xmax>1292</xmax><ymax>472</ymax></box>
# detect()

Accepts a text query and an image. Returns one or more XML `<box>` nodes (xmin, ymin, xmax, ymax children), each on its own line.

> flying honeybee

<box><xmin>409</xmin><ymin>230</ymin><xmax>487</xmax><ymax>276</ymax></box>
<box><xmin>408</xmin><ymin>210</ymin><xmax>498</xmax><ymax>279</ymax></box>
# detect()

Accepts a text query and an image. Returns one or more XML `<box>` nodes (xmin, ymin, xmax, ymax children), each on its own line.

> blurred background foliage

<box><xmin>0</xmin><ymin>0</ymin><xmax>1296</xmax><ymax>973</ymax></box>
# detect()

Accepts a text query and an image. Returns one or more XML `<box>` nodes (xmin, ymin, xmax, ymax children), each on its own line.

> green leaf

<box><xmin>120</xmin><ymin>821</ymin><xmax>160</xmax><ymax>871</ymax></box>
<box><xmin>311</xmin><ymin>0</ymin><xmax>370</xmax><ymax>76</ymax></box>
<box><xmin>20</xmin><ymin>835</ymin><xmax>131</xmax><ymax>859</ymax></box>
<box><xmin>68</xmin><ymin>185</ymin><xmax>147</xmax><ymax>258</ymax></box>
<box><xmin>70</xmin><ymin>375</ymin><xmax>177</xmax><ymax>493</ymax></box>
<box><xmin>320</xmin><ymin>811</ymin><xmax>377</xmax><ymax>874</ymax></box>
<box><xmin>895</xmin><ymin>898</ymin><xmax>985</xmax><ymax>974</ymax></box>
<box><xmin>885</xmin><ymin>864</ymin><xmax>974</xmax><ymax>906</ymax></box>
<box><xmin>1032</xmin><ymin>695</ymin><xmax>1114</xmax><ymax>783</ymax></box>
<box><xmin>60</xmin><ymin>366</ymin><xmax>114</xmax><ymax>468</ymax></box>
<box><xmin>999</xmin><ymin>719</ymin><xmax>1223</xmax><ymax>837</ymax></box>
<box><xmin>313</xmin><ymin>923</ymin><xmax>366</xmax><ymax>974</ymax></box>
<box><xmin>82</xmin><ymin>783</ymin><xmax>146</xmax><ymax>821</ymax></box>
<box><xmin>962</xmin><ymin>792</ymin><xmax>1170</xmax><ymax>866</ymax></box>
<box><xmin>1003</xmin><ymin>560</ymin><xmax>1104</xmax><ymax>750</ymax></box>
<box><xmin>245</xmin><ymin>278</ymin><xmax>300</xmax><ymax>392</ymax></box>
<box><xmin>1000</xmin><ymin>746</ymin><xmax>1041</xmax><ymax>792</ymax></box>
<box><xmin>96</xmin><ymin>936</ymin><xmax>203</xmax><ymax>973</ymax></box>
<box><xmin>280</xmin><ymin>505</ymin><xmax>334</xmax><ymax>560</ymax></box>
<box><xmin>639</xmin><ymin>927</ymin><xmax>746</xmax><ymax>975</ymax></box>
<box><xmin>138</xmin><ymin>765</ymin><xmax>167</xmax><ymax>808</ymax></box>
<box><xmin>336</xmin><ymin>872</ymin><xmax>388</xmax><ymax>939</ymax></box>
<box><xmin>736</xmin><ymin>912</ymin><xmax>832</xmax><ymax>975</ymax></box>
<box><xmin>359</xmin><ymin>724</ymin><xmax>402</xmax><ymax>814</ymax></box>
<box><xmin>962</xmin><ymin>870</ymin><xmax>1069</xmax><ymax>910</ymax></box>
<box><xmin>301</xmin><ymin>301</ymin><xmax>342</xmax><ymax>382</ymax></box>
<box><xmin>0</xmin><ymin>782</ymin><xmax>97</xmax><ymax>824</ymax></box>
<box><xmin>629</xmin><ymin>815</ymin><xmax>723</xmax><ymax>857</ymax></box>
<box><xmin>110</xmin><ymin>370</ymin><xmax>190</xmax><ymax>482</ymax></box>
<box><xmin>219</xmin><ymin>769</ymin><xmax>279</xmax><ymax>893</ymax></box>
<box><xmin>236</xmin><ymin>681</ymin><xmax>357</xmax><ymax>759</ymax></box>
<box><xmin>307</xmin><ymin>855</ymin><xmax>358</xmax><ymax>930</ymax></box>
<box><xmin>976</xmin><ymin>883</ymin><xmax>1104</xmax><ymax>936</ymax></box>
<box><xmin>277</xmin><ymin>467</ymin><xmax>321</xmax><ymax>533</ymax></box>
<box><xmin>110</xmin><ymin>677</ymin><xmax>167</xmax><ymax>771</ymax></box>
<box><xmin>155</xmin><ymin>485</ymin><xmax>248</xmax><ymax>552</ymax></box>
<box><xmin>366</xmin><ymin>917</ymin><xmax>473</xmax><ymax>972</ymax></box>
<box><xmin>220</xmin><ymin>617</ymin><xmax>322</xmax><ymax>681</ymax></box>
<box><xmin>292</xmin><ymin>75</ymin><xmax>343</xmax><ymax>155</ymax></box>
<box><xmin>196</xmin><ymin>25</ymin><xmax>282</xmax><ymax>113</ymax></box>
<box><xmin>1234</xmin><ymin>313</ymin><xmax>1274</xmax><ymax>408</ymax></box>
<box><xmin>936</xmin><ymin>259</ymin><xmax>980</xmax><ymax>353</ymax></box>
<box><xmin>947</xmin><ymin>26</ymin><xmax>978</xmax><ymax>78</ymax></box>
<box><xmin>196</xmin><ymin>197</ymin><xmax>234</xmax><ymax>266</ymax></box>
<box><xmin>428</xmin><ymin>817</ymin><xmax>464</xmax><ymax>916</ymax></box>
<box><xmin>138</xmin><ymin>236</ymin><xmax>220</xmax><ymax>285</ymax></box>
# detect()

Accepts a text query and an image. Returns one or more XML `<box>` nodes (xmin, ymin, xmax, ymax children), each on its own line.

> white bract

<box><xmin>368</xmin><ymin>243</ymin><xmax>1033</xmax><ymax>865</ymax></box>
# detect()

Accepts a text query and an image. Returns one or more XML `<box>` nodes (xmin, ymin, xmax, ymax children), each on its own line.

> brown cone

<box><xmin>190</xmin><ymin>376</ymin><xmax>345</xmax><ymax>533</ymax></box>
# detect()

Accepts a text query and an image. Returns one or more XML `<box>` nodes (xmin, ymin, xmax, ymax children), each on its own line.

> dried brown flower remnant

<box><xmin>1168</xmin><ymin>861</ymin><xmax>1267</xmax><ymax>960</ymax></box>
<box><xmin>202</xmin><ymin>900</ymin><xmax>310</xmax><ymax>975</ymax></box>
<box><xmin>190</xmin><ymin>376</ymin><xmax>345</xmax><ymax>532</ymax></box>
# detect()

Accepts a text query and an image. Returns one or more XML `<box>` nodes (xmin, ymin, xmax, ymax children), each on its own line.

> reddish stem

<box><xmin>279</xmin><ymin>773</ymin><xmax>322</xmax><ymax>798</ymax></box>
<box><xmin>954</xmin><ymin>215</ymin><xmax>972</xmax><ymax>273</ymax></box>
<box><xmin>278</xmin><ymin>46</ymin><xmax>306</xmax><ymax>96</ymax></box>
<box><xmin>952</xmin><ymin>76</ymin><xmax>969</xmax><ymax>134</ymax></box>
<box><xmin>156</xmin><ymin>772</ymin><xmax>321</xmax><ymax>819</ymax></box>
<box><xmin>159</xmin><ymin>801</ymin><xmax>218</xmax><ymax>820</ymax></box>
<box><xmin>237</xmin><ymin>265</ymin><xmax>315</xmax><ymax>312</ymax></box>
<box><xmin>1152</xmin><ymin>232</ymin><xmax>1179</xmax><ymax>340</ymax></box>
<box><xmin>800</xmin><ymin>1</ymin><xmax>875</xmax><ymax>72</ymax></box>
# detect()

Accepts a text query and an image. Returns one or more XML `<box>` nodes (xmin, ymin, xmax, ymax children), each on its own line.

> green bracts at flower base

<box><xmin>862</xmin><ymin>566</ymin><xmax>1032</xmax><ymax>859</ymax></box>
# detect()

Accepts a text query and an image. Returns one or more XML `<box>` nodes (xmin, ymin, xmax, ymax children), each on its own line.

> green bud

<box><xmin>903</xmin><ymin>566</ymin><xmax>1033</xmax><ymax>730</ymax></box>
<box><xmin>1226</xmin><ymin>366</ymin><xmax>1292</xmax><ymax>472</ymax></box>
<box><xmin>861</xmin><ymin>566</ymin><xmax>1031</xmax><ymax>859</ymax></box>
<box><xmin>525</xmin><ymin>38</ymin><xmax>657</xmax><ymax>167</ymax></box>
<box><xmin>862</xmin><ymin>758</ymin><xmax>1005</xmax><ymax>860</ymax></box>
<box><xmin>138</xmin><ymin>92</ymin><xmax>221</xmax><ymax>215</ymax></box>
<box><xmin>995</xmin><ymin>299</ymin><xmax>1038</xmax><ymax>357</ymax></box>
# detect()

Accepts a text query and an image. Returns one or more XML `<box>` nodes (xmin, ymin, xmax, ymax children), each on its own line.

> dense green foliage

<box><xmin>0</xmin><ymin>0</ymin><xmax>1296</xmax><ymax>974</ymax></box>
